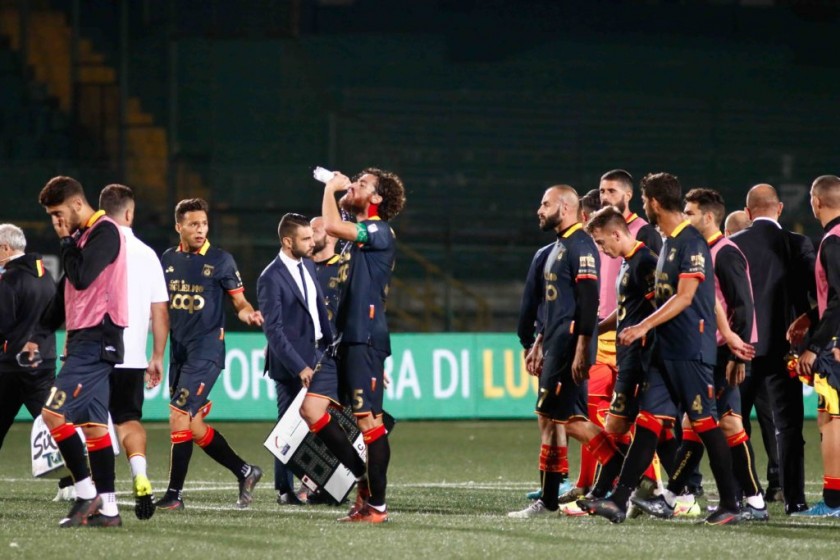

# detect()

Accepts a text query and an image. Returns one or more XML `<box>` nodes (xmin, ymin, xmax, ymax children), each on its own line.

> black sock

<box><xmin>167</xmin><ymin>440</ymin><xmax>193</xmax><ymax>496</ymax></box>
<box><xmin>367</xmin><ymin>435</ymin><xmax>390</xmax><ymax>507</ymax></box>
<box><xmin>666</xmin><ymin>440</ymin><xmax>705</xmax><ymax>495</ymax></box>
<box><xmin>610</xmin><ymin>426</ymin><xmax>659</xmax><ymax>510</ymax></box>
<box><xmin>88</xmin><ymin>447</ymin><xmax>116</xmax><ymax>494</ymax></box>
<box><xmin>656</xmin><ymin>436</ymin><xmax>679</xmax><ymax>479</ymax></box>
<box><xmin>55</xmin><ymin>433</ymin><xmax>90</xmax><ymax>483</ymax></box>
<box><xmin>824</xmin><ymin>488</ymin><xmax>840</xmax><ymax>508</ymax></box>
<box><xmin>199</xmin><ymin>428</ymin><xmax>248</xmax><ymax>479</ymax></box>
<box><xmin>58</xmin><ymin>475</ymin><xmax>74</xmax><ymax>489</ymax></box>
<box><xmin>591</xmin><ymin>452</ymin><xmax>626</xmax><ymax>498</ymax></box>
<box><xmin>541</xmin><ymin>471</ymin><xmax>562</xmax><ymax>511</ymax></box>
<box><xmin>731</xmin><ymin>440</ymin><xmax>762</xmax><ymax>498</ymax></box>
<box><xmin>616</xmin><ymin>441</ymin><xmax>630</xmax><ymax>458</ymax></box>
<box><xmin>315</xmin><ymin>417</ymin><xmax>366</xmax><ymax>478</ymax></box>
<box><xmin>697</xmin><ymin>427</ymin><xmax>739</xmax><ymax>511</ymax></box>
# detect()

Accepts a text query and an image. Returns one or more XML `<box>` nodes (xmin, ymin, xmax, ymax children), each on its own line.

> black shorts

<box><xmin>109</xmin><ymin>367</ymin><xmax>145</xmax><ymax>424</ymax></box>
<box><xmin>536</xmin><ymin>344</ymin><xmax>588</xmax><ymax>423</ymax></box>
<box><xmin>309</xmin><ymin>351</ymin><xmax>340</xmax><ymax>404</ymax></box>
<box><xmin>337</xmin><ymin>343</ymin><xmax>387</xmax><ymax>417</ymax></box>
<box><xmin>609</xmin><ymin>377</ymin><xmax>641</xmax><ymax>420</ymax></box>
<box><xmin>274</xmin><ymin>350</ymin><xmax>340</xmax><ymax>414</ymax></box>
<box><xmin>45</xmin><ymin>340</ymin><xmax>114</xmax><ymax>427</ymax></box>
<box><xmin>640</xmin><ymin>353</ymin><xmax>717</xmax><ymax>422</ymax></box>
<box><xmin>611</xmin><ymin>344</ymin><xmax>648</xmax><ymax>420</ymax></box>
<box><xmin>168</xmin><ymin>359</ymin><xmax>221</xmax><ymax>417</ymax></box>
<box><xmin>713</xmin><ymin>346</ymin><xmax>745</xmax><ymax>418</ymax></box>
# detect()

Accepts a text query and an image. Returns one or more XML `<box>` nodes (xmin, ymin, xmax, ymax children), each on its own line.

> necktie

<box><xmin>297</xmin><ymin>262</ymin><xmax>309</xmax><ymax>305</ymax></box>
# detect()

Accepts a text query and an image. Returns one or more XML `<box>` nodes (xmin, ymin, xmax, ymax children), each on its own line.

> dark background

<box><xmin>2</xmin><ymin>0</ymin><xmax>838</xmax><ymax>331</ymax></box>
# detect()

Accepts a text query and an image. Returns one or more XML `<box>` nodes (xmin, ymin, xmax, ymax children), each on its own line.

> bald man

<box><xmin>724</xmin><ymin>211</ymin><xmax>751</xmax><ymax>237</ymax></box>
<box><xmin>724</xmin><ymin>207</ymin><xmax>780</xmax><ymax>496</ymax></box>
<box><xmin>509</xmin><ymin>185</ymin><xmax>625</xmax><ymax>518</ymax></box>
<box><xmin>730</xmin><ymin>183</ymin><xmax>816</xmax><ymax>514</ymax></box>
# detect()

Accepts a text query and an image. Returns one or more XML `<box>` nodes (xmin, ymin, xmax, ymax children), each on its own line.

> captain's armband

<box><xmin>355</xmin><ymin>223</ymin><xmax>369</xmax><ymax>244</ymax></box>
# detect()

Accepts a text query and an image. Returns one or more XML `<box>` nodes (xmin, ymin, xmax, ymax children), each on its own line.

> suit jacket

<box><xmin>257</xmin><ymin>255</ymin><xmax>333</xmax><ymax>382</ymax></box>
<box><xmin>730</xmin><ymin>219</ymin><xmax>816</xmax><ymax>357</ymax></box>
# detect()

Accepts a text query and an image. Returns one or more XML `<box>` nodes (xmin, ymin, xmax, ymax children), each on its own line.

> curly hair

<box><xmin>357</xmin><ymin>167</ymin><xmax>406</xmax><ymax>222</ymax></box>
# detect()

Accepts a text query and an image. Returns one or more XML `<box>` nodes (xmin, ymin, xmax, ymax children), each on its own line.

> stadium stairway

<box><xmin>0</xmin><ymin>3</ymin><xmax>207</xmax><ymax>214</ymax></box>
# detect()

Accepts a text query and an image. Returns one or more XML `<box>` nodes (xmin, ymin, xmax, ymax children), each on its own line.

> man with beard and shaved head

<box><xmin>517</xmin><ymin>199</ymin><xmax>574</xmax><ymax>503</ymax></box>
<box><xmin>509</xmin><ymin>185</ymin><xmax>626</xmax><ymax>519</ymax></box>
<box><xmin>731</xmin><ymin>183</ymin><xmax>816</xmax><ymax>514</ymax></box>
<box><xmin>322</xmin><ymin>167</ymin><xmax>406</xmax><ymax>523</ymax></box>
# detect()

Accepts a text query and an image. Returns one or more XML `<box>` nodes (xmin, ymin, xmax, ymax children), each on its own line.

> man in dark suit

<box><xmin>258</xmin><ymin>213</ymin><xmax>367</xmax><ymax>505</ymax></box>
<box><xmin>725</xmin><ymin>211</ymin><xmax>782</xmax><ymax>500</ymax></box>
<box><xmin>731</xmin><ymin>183</ymin><xmax>816</xmax><ymax>514</ymax></box>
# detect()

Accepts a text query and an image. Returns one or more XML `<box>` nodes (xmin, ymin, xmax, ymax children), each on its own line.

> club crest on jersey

<box><xmin>668</xmin><ymin>248</ymin><xmax>677</xmax><ymax>262</ymax></box>
<box><xmin>202</xmin><ymin>264</ymin><xmax>214</xmax><ymax>277</ymax></box>
<box><xmin>165</xmin><ymin>266</ymin><xmax>174</xmax><ymax>273</ymax></box>
<box><xmin>555</xmin><ymin>246</ymin><xmax>567</xmax><ymax>261</ymax></box>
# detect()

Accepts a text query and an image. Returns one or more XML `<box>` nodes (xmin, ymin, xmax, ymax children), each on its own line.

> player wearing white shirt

<box><xmin>100</xmin><ymin>185</ymin><xmax>169</xmax><ymax>521</ymax></box>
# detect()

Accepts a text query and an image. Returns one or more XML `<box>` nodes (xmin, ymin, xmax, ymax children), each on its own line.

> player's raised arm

<box><xmin>322</xmin><ymin>172</ymin><xmax>361</xmax><ymax>242</ymax></box>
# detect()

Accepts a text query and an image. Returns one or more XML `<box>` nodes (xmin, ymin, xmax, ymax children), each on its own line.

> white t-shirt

<box><xmin>118</xmin><ymin>226</ymin><xmax>169</xmax><ymax>369</ymax></box>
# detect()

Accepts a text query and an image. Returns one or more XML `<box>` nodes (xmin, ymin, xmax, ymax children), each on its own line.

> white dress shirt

<box><xmin>751</xmin><ymin>216</ymin><xmax>782</xmax><ymax>229</ymax></box>
<box><xmin>278</xmin><ymin>250</ymin><xmax>322</xmax><ymax>342</ymax></box>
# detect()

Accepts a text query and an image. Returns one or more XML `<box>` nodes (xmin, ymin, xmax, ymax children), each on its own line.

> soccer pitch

<box><xmin>0</xmin><ymin>420</ymin><xmax>835</xmax><ymax>559</ymax></box>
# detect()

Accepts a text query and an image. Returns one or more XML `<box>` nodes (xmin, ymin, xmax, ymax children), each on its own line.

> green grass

<box><xmin>0</xmin><ymin>420</ymin><xmax>836</xmax><ymax>559</ymax></box>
